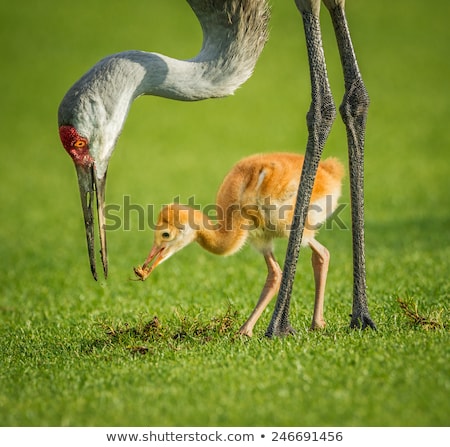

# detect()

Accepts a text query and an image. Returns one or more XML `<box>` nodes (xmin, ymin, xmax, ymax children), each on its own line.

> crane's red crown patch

<box><xmin>59</xmin><ymin>125</ymin><xmax>93</xmax><ymax>166</ymax></box>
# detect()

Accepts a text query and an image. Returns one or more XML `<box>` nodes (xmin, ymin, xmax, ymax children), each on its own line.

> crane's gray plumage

<box><xmin>58</xmin><ymin>0</ymin><xmax>269</xmax><ymax>280</ymax></box>
<box><xmin>58</xmin><ymin>0</ymin><xmax>270</xmax><ymax>178</ymax></box>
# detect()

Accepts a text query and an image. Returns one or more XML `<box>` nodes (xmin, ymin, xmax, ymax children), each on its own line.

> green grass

<box><xmin>0</xmin><ymin>0</ymin><xmax>449</xmax><ymax>427</ymax></box>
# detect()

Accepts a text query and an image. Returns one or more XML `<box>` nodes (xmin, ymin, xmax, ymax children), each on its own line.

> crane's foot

<box><xmin>265</xmin><ymin>321</ymin><xmax>297</xmax><ymax>338</ymax></box>
<box><xmin>349</xmin><ymin>312</ymin><xmax>377</xmax><ymax>330</ymax></box>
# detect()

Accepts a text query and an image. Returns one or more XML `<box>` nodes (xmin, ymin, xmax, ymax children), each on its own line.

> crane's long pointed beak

<box><xmin>95</xmin><ymin>172</ymin><xmax>108</xmax><ymax>279</ymax></box>
<box><xmin>75</xmin><ymin>164</ymin><xmax>108</xmax><ymax>280</ymax></box>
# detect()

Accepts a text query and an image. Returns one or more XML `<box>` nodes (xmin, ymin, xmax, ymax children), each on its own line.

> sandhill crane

<box><xmin>58</xmin><ymin>0</ymin><xmax>269</xmax><ymax>280</ymax></box>
<box><xmin>134</xmin><ymin>153</ymin><xmax>344</xmax><ymax>336</ymax></box>
<box><xmin>58</xmin><ymin>0</ymin><xmax>376</xmax><ymax>336</ymax></box>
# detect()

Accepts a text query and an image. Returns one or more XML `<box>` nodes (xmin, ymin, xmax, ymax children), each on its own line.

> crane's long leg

<box><xmin>325</xmin><ymin>1</ymin><xmax>376</xmax><ymax>329</ymax></box>
<box><xmin>240</xmin><ymin>251</ymin><xmax>282</xmax><ymax>337</ymax></box>
<box><xmin>266</xmin><ymin>2</ymin><xmax>336</xmax><ymax>337</ymax></box>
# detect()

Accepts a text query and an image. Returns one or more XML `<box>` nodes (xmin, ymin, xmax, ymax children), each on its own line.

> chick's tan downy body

<box><xmin>135</xmin><ymin>153</ymin><xmax>344</xmax><ymax>336</ymax></box>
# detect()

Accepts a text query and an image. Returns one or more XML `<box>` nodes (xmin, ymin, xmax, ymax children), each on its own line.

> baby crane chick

<box><xmin>134</xmin><ymin>152</ymin><xmax>344</xmax><ymax>336</ymax></box>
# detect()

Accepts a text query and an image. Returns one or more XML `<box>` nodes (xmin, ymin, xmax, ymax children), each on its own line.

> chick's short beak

<box><xmin>133</xmin><ymin>245</ymin><xmax>166</xmax><ymax>281</ymax></box>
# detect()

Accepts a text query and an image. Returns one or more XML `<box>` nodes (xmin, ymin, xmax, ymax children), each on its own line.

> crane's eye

<box><xmin>74</xmin><ymin>139</ymin><xmax>86</xmax><ymax>149</ymax></box>
<box><xmin>161</xmin><ymin>232</ymin><xmax>171</xmax><ymax>240</ymax></box>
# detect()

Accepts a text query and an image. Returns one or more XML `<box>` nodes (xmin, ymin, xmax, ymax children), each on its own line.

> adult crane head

<box><xmin>58</xmin><ymin>122</ymin><xmax>109</xmax><ymax>281</ymax></box>
<box><xmin>57</xmin><ymin>51</ymin><xmax>168</xmax><ymax>281</ymax></box>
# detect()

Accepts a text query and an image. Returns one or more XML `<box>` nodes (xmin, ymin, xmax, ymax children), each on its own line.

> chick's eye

<box><xmin>161</xmin><ymin>232</ymin><xmax>170</xmax><ymax>240</ymax></box>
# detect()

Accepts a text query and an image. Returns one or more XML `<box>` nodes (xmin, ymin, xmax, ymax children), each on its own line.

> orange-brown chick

<box><xmin>135</xmin><ymin>152</ymin><xmax>344</xmax><ymax>336</ymax></box>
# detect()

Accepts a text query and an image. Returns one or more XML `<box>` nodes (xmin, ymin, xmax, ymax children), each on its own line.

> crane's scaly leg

<box><xmin>324</xmin><ymin>1</ymin><xmax>376</xmax><ymax>329</ymax></box>
<box><xmin>266</xmin><ymin>1</ymin><xmax>336</xmax><ymax>337</ymax></box>
<box><xmin>240</xmin><ymin>251</ymin><xmax>282</xmax><ymax>337</ymax></box>
<box><xmin>309</xmin><ymin>238</ymin><xmax>329</xmax><ymax>330</ymax></box>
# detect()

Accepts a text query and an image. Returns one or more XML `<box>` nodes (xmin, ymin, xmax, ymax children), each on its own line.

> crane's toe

<box><xmin>350</xmin><ymin>312</ymin><xmax>377</xmax><ymax>330</ymax></box>
<box><xmin>265</xmin><ymin>322</ymin><xmax>297</xmax><ymax>338</ymax></box>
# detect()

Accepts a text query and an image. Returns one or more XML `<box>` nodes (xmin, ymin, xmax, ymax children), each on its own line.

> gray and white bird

<box><xmin>58</xmin><ymin>0</ymin><xmax>269</xmax><ymax>280</ymax></box>
<box><xmin>58</xmin><ymin>0</ymin><xmax>376</xmax><ymax>336</ymax></box>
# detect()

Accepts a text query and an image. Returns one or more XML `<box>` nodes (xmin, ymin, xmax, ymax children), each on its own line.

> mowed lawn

<box><xmin>0</xmin><ymin>0</ymin><xmax>449</xmax><ymax>427</ymax></box>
